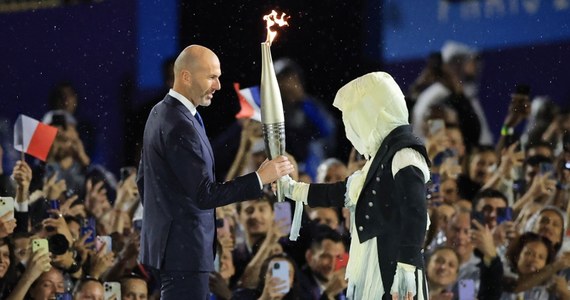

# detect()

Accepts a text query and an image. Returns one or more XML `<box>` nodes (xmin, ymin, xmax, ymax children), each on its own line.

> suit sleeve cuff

<box><xmin>15</xmin><ymin>200</ymin><xmax>28</xmax><ymax>212</ymax></box>
<box><xmin>255</xmin><ymin>172</ymin><xmax>263</xmax><ymax>189</ymax></box>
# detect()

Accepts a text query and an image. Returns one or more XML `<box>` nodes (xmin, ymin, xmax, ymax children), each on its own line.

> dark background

<box><xmin>1</xmin><ymin>0</ymin><xmax>569</xmax><ymax>179</ymax></box>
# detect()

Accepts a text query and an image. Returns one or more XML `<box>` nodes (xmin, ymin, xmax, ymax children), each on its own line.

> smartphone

<box><xmin>539</xmin><ymin>162</ymin><xmax>555</xmax><ymax>178</ymax></box>
<box><xmin>271</xmin><ymin>260</ymin><xmax>290</xmax><ymax>294</ymax></box>
<box><xmin>55</xmin><ymin>293</ymin><xmax>72</xmax><ymax>300</ymax></box>
<box><xmin>103</xmin><ymin>282</ymin><xmax>121</xmax><ymax>300</ymax></box>
<box><xmin>335</xmin><ymin>252</ymin><xmax>349</xmax><ymax>271</ymax></box>
<box><xmin>430</xmin><ymin>173</ymin><xmax>441</xmax><ymax>194</ymax></box>
<box><xmin>496</xmin><ymin>207</ymin><xmax>513</xmax><ymax>225</ymax></box>
<box><xmin>274</xmin><ymin>202</ymin><xmax>292</xmax><ymax>236</ymax></box>
<box><xmin>0</xmin><ymin>197</ymin><xmax>15</xmax><ymax>220</ymax></box>
<box><xmin>80</xmin><ymin>217</ymin><xmax>96</xmax><ymax>249</ymax></box>
<box><xmin>49</xmin><ymin>200</ymin><xmax>60</xmax><ymax>219</ymax></box>
<box><xmin>428</xmin><ymin>119</ymin><xmax>445</xmax><ymax>136</ymax></box>
<box><xmin>32</xmin><ymin>238</ymin><xmax>49</xmax><ymax>253</ymax></box>
<box><xmin>96</xmin><ymin>235</ymin><xmax>112</xmax><ymax>253</ymax></box>
<box><xmin>471</xmin><ymin>211</ymin><xmax>486</xmax><ymax>228</ymax></box>
<box><xmin>458</xmin><ymin>279</ymin><xmax>475</xmax><ymax>300</ymax></box>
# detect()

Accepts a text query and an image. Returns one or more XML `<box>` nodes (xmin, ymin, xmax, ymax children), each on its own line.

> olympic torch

<box><xmin>261</xmin><ymin>10</ymin><xmax>289</xmax><ymax>202</ymax></box>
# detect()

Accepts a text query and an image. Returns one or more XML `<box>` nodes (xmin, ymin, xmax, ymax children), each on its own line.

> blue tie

<box><xmin>195</xmin><ymin>111</ymin><xmax>204</xmax><ymax>128</ymax></box>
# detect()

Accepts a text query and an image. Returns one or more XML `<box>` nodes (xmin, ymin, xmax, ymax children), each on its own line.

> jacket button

<box><xmin>358</xmin><ymin>226</ymin><xmax>363</xmax><ymax>231</ymax></box>
<box><xmin>365</xmin><ymin>215</ymin><xmax>370</xmax><ymax>220</ymax></box>
<box><xmin>381</xmin><ymin>164</ymin><xmax>384</xmax><ymax>169</ymax></box>
<box><xmin>376</xmin><ymin>176</ymin><xmax>380</xmax><ymax>182</ymax></box>
<box><xmin>368</xmin><ymin>202</ymin><xmax>373</xmax><ymax>207</ymax></box>
<box><xmin>372</xmin><ymin>190</ymin><xmax>376</xmax><ymax>195</ymax></box>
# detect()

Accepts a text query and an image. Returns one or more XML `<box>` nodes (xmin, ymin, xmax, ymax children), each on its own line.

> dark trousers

<box><xmin>160</xmin><ymin>270</ymin><xmax>210</xmax><ymax>300</ymax></box>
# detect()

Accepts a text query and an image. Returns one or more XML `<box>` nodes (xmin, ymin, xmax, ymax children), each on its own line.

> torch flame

<box><xmin>263</xmin><ymin>10</ymin><xmax>289</xmax><ymax>45</ymax></box>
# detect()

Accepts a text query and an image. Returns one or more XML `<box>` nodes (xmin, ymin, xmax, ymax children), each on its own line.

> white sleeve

<box><xmin>391</xmin><ymin>148</ymin><xmax>430</xmax><ymax>183</ymax></box>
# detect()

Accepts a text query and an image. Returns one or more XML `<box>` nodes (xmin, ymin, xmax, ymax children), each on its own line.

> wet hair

<box><xmin>505</xmin><ymin>232</ymin><xmax>555</xmax><ymax>274</ymax></box>
<box><xmin>236</xmin><ymin>189</ymin><xmax>276</xmax><ymax>214</ymax></box>
<box><xmin>472</xmin><ymin>189</ymin><xmax>508</xmax><ymax>210</ymax></box>
<box><xmin>309</xmin><ymin>224</ymin><xmax>343</xmax><ymax>251</ymax></box>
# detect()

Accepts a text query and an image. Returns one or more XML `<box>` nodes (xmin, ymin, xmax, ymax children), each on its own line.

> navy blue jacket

<box><xmin>137</xmin><ymin>94</ymin><xmax>262</xmax><ymax>272</ymax></box>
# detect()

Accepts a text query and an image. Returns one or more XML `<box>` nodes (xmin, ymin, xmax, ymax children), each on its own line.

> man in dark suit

<box><xmin>137</xmin><ymin>44</ymin><xmax>294</xmax><ymax>300</ymax></box>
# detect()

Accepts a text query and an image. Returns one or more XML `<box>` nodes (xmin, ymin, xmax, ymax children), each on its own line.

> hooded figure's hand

<box><xmin>390</xmin><ymin>262</ymin><xmax>416</xmax><ymax>300</ymax></box>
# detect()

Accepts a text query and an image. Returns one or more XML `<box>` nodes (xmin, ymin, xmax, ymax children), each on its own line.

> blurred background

<box><xmin>1</xmin><ymin>0</ymin><xmax>569</xmax><ymax>179</ymax></box>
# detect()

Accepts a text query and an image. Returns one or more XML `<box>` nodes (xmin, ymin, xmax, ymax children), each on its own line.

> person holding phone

<box><xmin>281</xmin><ymin>73</ymin><xmax>431</xmax><ymax>299</ymax></box>
<box><xmin>137</xmin><ymin>45</ymin><xmax>294</xmax><ymax>300</ymax></box>
<box><xmin>232</xmin><ymin>254</ymin><xmax>301</xmax><ymax>300</ymax></box>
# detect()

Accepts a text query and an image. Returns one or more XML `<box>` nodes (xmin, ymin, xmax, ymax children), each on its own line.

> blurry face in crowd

<box><xmin>324</xmin><ymin>164</ymin><xmax>348</xmax><ymax>183</ymax></box>
<box><xmin>446</xmin><ymin>128</ymin><xmax>465</xmax><ymax>159</ymax></box>
<box><xmin>306</xmin><ymin>239</ymin><xmax>345</xmax><ymax>282</ymax></box>
<box><xmin>122</xmin><ymin>278</ymin><xmax>148</xmax><ymax>300</ymax></box>
<box><xmin>533</xmin><ymin>210</ymin><xmax>563</xmax><ymax>246</ymax></box>
<box><xmin>0</xmin><ymin>244</ymin><xmax>10</xmax><ymax>278</ymax></box>
<box><xmin>436</xmin><ymin>204</ymin><xmax>456</xmax><ymax>231</ymax></box>
<box><xmin>309</xmin><ymin>208</ymin><xmax>339</xmax><ymax>230</ymax></box>
<box><xmin>219</xmin><ymin>248</ymin><xmax>235</xmax><ymax>280</ymax></box>
<box><xmin>524</xmin><ymin>164</ymin><xmax>540</xmax><ymax>188</ymax></box>
<box><xmin>239</xmin><ymin>200</ymin><xmax>274</xmax><ymax>237</ymax></box>
<box><xmin>441</xmin><ymin>178</ymin><xmax>459</xmax><ymax>205</ymax></box>
<box><xmin>60</xmin><ymin>86</ymin><xmax>78</xmax><ymax>114</ymax></box>
<box><xmin>184</xmin><ymin>51</ymin><xmax>221</xmax><ymax>107</ymax></box>
<box><xmin>468</xmin><ymin>151</ymin><xmax>497</xmax><ymax>185</ymax></box>
<box><xmin>74</xmin><ymin>280</ymin><xmax>104</xmax><ymax>300</ymax></box>
<box><xmin>445</xmin><ymin>212</ymin><xmax>472</xmax><ymax>261</ymax></box>
<box><xmin>30</xmin><ymin>268</ymin><xmax>65</xmax><ymax>300</ymax></box>
<box><xmin>517</xmin><ymin>241</ymin><xmax>548</xmax><ymax>275</ymax></box>
<box><xmin>475</xmin><ymin>197</ymin><xmax>507</xmax><ymax>230</ymax></box>
<box><xmin>13</xmin><ymin>236</ymin><xmax>29</xmax><ymax>266</ymax></box>
<box><xmin>427</xmin><ymin>248</ymin><xmax>459</xmax><ymax>288</ymax></box>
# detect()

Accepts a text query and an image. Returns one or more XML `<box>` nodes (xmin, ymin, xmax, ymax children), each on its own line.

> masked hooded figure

<box><xmin>284</xmin><ymin>72</ymin><xmax>431</xmax><ymax>299</ymax></box>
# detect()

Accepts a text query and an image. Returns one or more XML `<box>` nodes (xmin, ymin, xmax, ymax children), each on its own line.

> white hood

<box><xmin>333</xmin><ymin>72</ymin><xmax>409</xmax><ymax>158</ymax></box>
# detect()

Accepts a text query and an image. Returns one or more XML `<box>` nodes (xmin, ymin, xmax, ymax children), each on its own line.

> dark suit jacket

<box><xmin>306</xmin><ymin>125</ymin><xmax>430</xmax><ymax>297</ymax></box>
<box><xmin>137</xmin><ymin>94</ymin><xmax>263</xmax><ymax>272</ymax></box>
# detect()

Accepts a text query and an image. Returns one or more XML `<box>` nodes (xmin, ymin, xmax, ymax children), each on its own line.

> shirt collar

<box><xmin>169</xmin><ymin>89</ymin><xmax>198</xmax><ymax>116</ymax></box>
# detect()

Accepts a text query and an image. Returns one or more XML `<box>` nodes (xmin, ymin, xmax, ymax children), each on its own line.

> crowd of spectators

<box><xmin>0</xmin><ymin>43</ymin><xmax>569</xmax><ymax>300</ymax></box>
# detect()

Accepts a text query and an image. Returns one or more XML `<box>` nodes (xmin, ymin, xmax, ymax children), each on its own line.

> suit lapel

<box><xmin>165</xmin><ymin>96</ymin><xmax>215</xmax><ymax>166</ymax></box>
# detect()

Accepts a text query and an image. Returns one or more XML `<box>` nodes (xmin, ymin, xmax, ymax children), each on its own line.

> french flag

<box><xmin>234</xmin><ymin>83</ymin><xmax>261</xmax><ymax>122</ymax></box>
<box><xmin>14</xmin><ymin>115</ymin><xmax>58</xmax><ymax>161</ymax></box>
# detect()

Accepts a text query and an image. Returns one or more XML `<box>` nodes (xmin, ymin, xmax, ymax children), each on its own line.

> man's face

<box><xmin>186</xmin><ymin>53</ymin><xmax>221</xmax><ymax>107</ymax></box>
<box><xmin>13</xmin><ymin>236</ymin><xmax>29</xmax><ymax>266</ymax></box>
<box><xmin>324</xmin><ymin>164</ymin><xmax>348</xmax><ymax>183</ymax></box>
<box><xmin>445</xmin><ymin>213</ymin><xmax>472</xmax><ymax>259</ymax></box>
<box><xmin>30</xmin><ymin>268</ymin><xmax>65</xmax><ymax>300</ymax></box>
<box><xmin>239</xmin><ymin>200</ymin><xmax>274</xmax><ymax>237</ymax></box>
<box><xmin>309</xmin><ymin>208</ymin><xmax>339</xmax><ymax>230</ymax></box>
<box><xmin>475</xmin><ymin>197</ymin><xmax>507</xmax><ymax>230</ymax></box>
<box><xmin>534</xmin><ymin>210</ymin><xmax>563</xmax><ymax>245</ymax></box>
<box><xmin>440</xmin><ymin>178</ymin><xmax>459</xmax><ymax>204</ymax></box>
<box><xmin>307</xmin><ymin>239</ymin><xmax>345</xmax><ymax>282</ymax></box>
<box><xmin>75</xmin><ymin>281</ymin><xmax>104</xmax><ymax>300</ymax></box>
<box><xmin>122</xmin><ymin>278</ymin><xmax>148</xmax><ymax>300</ymax></box>
<box><xmin>427</xmin><ymin>248</ymin><xmax>459</xmax><ymax>287</ymax></box>
<box><xmin>446</xmin><ymin>128</ymin><xmax>465</xmax><ymax>159</ymax></box>
<box><xmin>469</xmin><ymin>151</ymin><xmax>497</xmax><ymax>184</ymax></box>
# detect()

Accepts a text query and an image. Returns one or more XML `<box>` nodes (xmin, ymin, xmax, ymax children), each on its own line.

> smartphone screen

<box><xmin>274</xmin><ymin>202</ymin><xmax>292</xmax><ymax>236</ymax></box>
<box><xmin>458</xmin><ymin>279</ymin><xmax>475</xmax><ymax>300</ymax></box>
<box><xmin>81</xmin><ymin>217</ymin><xmax>96</xmax><ymax>249</ymax></box>
<box><xmin>271</xmin><ymin>260</ymin><xmax>290</xmax><ymax>294</ymax></box>
<box><xmin>334</xmin><ymin>252</ymin><xmax>349</xmax><ymax>271</ymax></box>
<box><xmin>496</xmin><ymin>207</ymin><xmax>513</xmax><ymax>225</ymax></box>
<box><xmin>0</xmin><ymin>197</ymin><xmax>15</xmax><ymax>220</ymax></box>
<box><xmin>96</xmin><ymin>236</ymin><xmax>112</xmax><ymax>253</ymax></box>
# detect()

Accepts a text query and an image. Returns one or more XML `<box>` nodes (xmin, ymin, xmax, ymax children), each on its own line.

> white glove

<box><xmin>390</xmin><ymin>263</ymin><xmax>416</xmax><ymax>300</ymax></box>
<box><xmin>279</xmin><ymin>175</ymin><xmax>308</xmax><ymax>204</ymax></box>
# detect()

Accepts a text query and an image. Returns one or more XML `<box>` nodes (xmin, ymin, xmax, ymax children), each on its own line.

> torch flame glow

<box><xmin>263</xmin><ymin>10</ymin><xmax>289</xmax><ymax>45</ymax></box>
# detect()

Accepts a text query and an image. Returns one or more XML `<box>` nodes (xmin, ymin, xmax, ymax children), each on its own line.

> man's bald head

<box><xmin>172</xmin><ymin>44</ymin><xmax>221</xmax><ymax>107</ymax></box>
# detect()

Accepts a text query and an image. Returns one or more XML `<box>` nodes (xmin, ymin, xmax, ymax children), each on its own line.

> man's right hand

<box><xmin>257</xmin><ymin>156</ymin><xmax>294</xmax><ymax>185</ymax></box>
